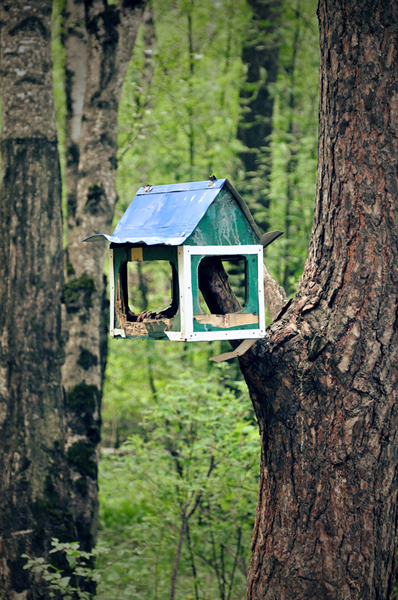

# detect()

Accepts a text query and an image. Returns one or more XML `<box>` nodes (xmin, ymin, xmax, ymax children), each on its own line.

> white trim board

<box><xmin>109</xmin><ymin>248</ymin><xmax>115</xmax><ymax>336</ymax></box>
<box><xmin>185</xmin><ymin>245</ymin><xmax>263</xmax><ymax>255</ymax></box>
<box><xmin>180</xmin><ymin>245</ymin><xmax>265</xmax><ymax>340</ymax></box>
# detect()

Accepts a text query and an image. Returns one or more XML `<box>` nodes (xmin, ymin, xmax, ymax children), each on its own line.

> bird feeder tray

<box><xmin>84</xmin><ymin>179</ymin><xmax>282</xmax><ymax>343</ymax></box>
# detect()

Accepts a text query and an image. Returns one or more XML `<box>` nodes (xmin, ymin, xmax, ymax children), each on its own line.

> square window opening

<box><xmin>197</xmin><ymin>255</ymin><xmax>248</xmax><ymax>315</ymax></box>
<box><xmin>118</xmin><ymin>260</ymin><xmax>179</xmax><ymax>322</ymax></box>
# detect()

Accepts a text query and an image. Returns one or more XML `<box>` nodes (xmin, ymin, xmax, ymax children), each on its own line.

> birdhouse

<box><xmin>85</xmin><ymin>179</ymin><xmax>282</xmax><ymax>343</ymax></box>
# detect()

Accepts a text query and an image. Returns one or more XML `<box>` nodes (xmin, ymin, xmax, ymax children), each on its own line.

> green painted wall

<box><xmin>185</xmin><ymin>188</ymin><xmax>260</xmax><ymax>246</ymax></box>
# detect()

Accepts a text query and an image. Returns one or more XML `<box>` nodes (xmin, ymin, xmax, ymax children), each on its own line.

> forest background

<box><xmin>48</xmin><ymin>0</ymin><xmax>318</xmax><ymax>597</ymax></box>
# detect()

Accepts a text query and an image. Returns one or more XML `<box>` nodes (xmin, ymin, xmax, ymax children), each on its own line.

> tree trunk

<box><xmin>281</xmin><ymin>4</ymin><xmax>301</xmax><ymax>295</ymax></box>
<box><xmin>237</xmin><ymin>0</ymin><xmax>281</xmax><ymax>230</ymax></box>
<box><xmin>0</xmin><ymin>1</ymin><xmax>75</xmax><ymax>598</ymax></box>
<box><xmin>63</xmin><ymin>0</ymin><xmax>88</xmax><ymax>232</ymax></box>
<box><xmin>243</xmin><ymin>0</ymin><xmax>398</xmax><ymax>597</ymax></box>
<box><xmin>202</xmin><ymin>0</ymin><xmax>398</xmax><ymax>597</ymax></box>
<box><xmin>61</xmin><ymin>0</ymin><xmax>146</xmax><ymax>551</ymax></box>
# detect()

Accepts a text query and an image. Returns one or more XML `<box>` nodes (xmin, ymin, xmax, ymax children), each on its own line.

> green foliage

<box><xmin>116</xmin><ymin>0</ymin><xmax>251</xmax><ymax>221</ymax></box>
<box><xmin>98</xmin><ymin>363</ymin><xmax>258</xmax><ymax>599</ymax></box>
<box><xmin>127</xmin><ymin>260</ymin><xmax>175</xmax><ymax>314</ymax></box>
<box><xmin>22</xmin><ymin>538</ymin><xmax>104</xmax><ymax>600</ymax></box>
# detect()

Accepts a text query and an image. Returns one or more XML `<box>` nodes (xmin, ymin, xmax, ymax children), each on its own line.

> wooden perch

<box><xmin>194</xmin><ymin>313</ymin><xmax>259</xmax><ymax>328</ymax></box>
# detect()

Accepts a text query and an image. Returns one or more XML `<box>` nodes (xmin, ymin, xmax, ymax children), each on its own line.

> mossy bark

<box><xmin>0</xmin><ymin>2</ymin><xmax>75</xmax><ymax>598</ymax></box>
<box><xmin>62</xmin><ymin>0</ymin><xmax>146</xmax><ymax>552</ymax></box>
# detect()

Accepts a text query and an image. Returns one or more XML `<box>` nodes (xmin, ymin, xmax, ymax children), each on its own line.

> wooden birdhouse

<box><xmin>85</xmin><ymin>179</ymin><xmax>282</xmax><ymax>343</ymax></box>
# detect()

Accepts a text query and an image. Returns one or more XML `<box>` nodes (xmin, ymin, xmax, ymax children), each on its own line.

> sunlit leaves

<box><xmin>116</xmin><ymin>0</ymin><xmax>251</xmax><ymax>221</ymax></box>
<box><xmin>99</xmin><ymin>373</ymin><xmax>258</xmax><ymax>599</ymax></box>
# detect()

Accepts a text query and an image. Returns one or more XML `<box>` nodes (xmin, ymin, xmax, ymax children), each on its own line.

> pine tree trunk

<box><xmin>0</xmin><ymin>2</ymin><xmax>75</xmax><ymax>598</ymax></box>
<box><xmin>241</xmin><ymin>0</ymin><xmax>398</xmax><ymax>597</ymax></box>
<box><xmin>199</xmin><ymin>0</ymin><xmax>398</xmax><ymax>597</ymax></box>
<box><xmin>61</xmin><ymin>0</ymin><xmax>146</xmax><ymax>551</ymax></box>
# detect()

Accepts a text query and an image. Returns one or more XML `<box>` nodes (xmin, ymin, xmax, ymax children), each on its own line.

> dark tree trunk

<box><xmin>61</xmin><ymin>0</ymin><xmax>146</xmax><ymax>552</ymax></box>
<box><xmin>202</xmin><ymin>0</ymin><xmax>398</xmax><ymax>597</ymax></box>
<box><xmin>243</xmin><ymin>0</ymin><xmax>398</xmax><ymax>597</ymax></box>
<box><xmin>0</xmin><ymin>1</ymin><xmax>75</xmax><ymax>598</ymax></box>
<box><xmin>63</xmin><ymin>0</ymin><xmax>87</xmax><ymax>232</ymax></box>
<box><xmin>237</xmin><ymin>0</ymin><xmax>281</xmax><ymax>230</ymax></box>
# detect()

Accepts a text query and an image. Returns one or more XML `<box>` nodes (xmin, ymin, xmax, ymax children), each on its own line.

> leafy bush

<box><xmin>23</xmin><ymin>538</ymin><xmax>105</xmax><ymax>599</ymax></box>
<box><xmin>98</xmin><ymin>369</ymin><xmax>259</xmax><ymax>599</ymax></box>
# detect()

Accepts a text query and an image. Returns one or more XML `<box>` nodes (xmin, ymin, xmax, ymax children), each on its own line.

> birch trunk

<box><xmin>61</xmin><ymin>0</ymin><xmax>146</xmax><ymax>551</ymax></box>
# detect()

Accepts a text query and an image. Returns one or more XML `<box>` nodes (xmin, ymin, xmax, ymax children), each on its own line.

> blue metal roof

<box><xmin>84</xmin><ymin>178</ymin><xmax>264</xmax><ymax>246</ymax></box>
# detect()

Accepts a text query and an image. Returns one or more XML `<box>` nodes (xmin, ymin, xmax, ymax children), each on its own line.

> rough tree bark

<box><xmin>61</xmin><ymin>0</ymin><xmax>146</xmax><ymax>551</ymax></box>
<box><xmin>207</xmin><ymin>0</ymin><xmax>398</xmax><ymax>597</ymax></box>
<box><xmin>245</xmin><ymin>0</ymin><xmax>398</xmax><ymax>596</ymax></box>
<box><xmin>0</xmin><ymin>1</ymin><xmax>75</xmax><ymax>598</ymax></box>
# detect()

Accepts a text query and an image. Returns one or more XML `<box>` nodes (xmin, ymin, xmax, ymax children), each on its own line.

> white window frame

<box><xmin>109</xmin><ymin>248</ymin><xmax>116</xmax><ymax>337</ymax></box>
<box><xmin>170</xmin><ymin>245</ymin><xmax>265</xmax><ymax>342</ymax></box>
<box><xmin>109</xmin><ymin>247</ymin><xmax>127</xmax><ymax>338</ymax></box>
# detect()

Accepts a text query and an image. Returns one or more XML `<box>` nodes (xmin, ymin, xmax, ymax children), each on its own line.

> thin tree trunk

<box><xmin>0</xmin><ymin>2</ymin><xmax>75</xmax><ymax>597</ymax></box>
<box><xmin>187</xmin><ymin>4</ymin><xmax>195</xmax><ymax>179</ymax></box>
<box><xmin>142</xmin><ymin>2</ymin><xmax>156</xmax><ymax>92</ymax></box>
<box><xmin>238</xmin><ymin>0</ymin><xmax>281</xmax><ymax>231</ymax></box>
<box><xmin>186</xmin><ymin>523</ymin><xmax>200</xmax><ymax>600</ymax></box>
<box><xmin>226</xmin><ymin>527</ymin><xmax>241</xmax><ymax>600</ymax></box>
<box><xmin>118</xmin><ymin>1</ymin><xmax>155</xmax><ymax>164</ymax></box>
<box><xmin>61</xmin><ymin>0</ymin><xmax>146</xmax><ymax>551</ymax></box>
<box><xmin>208</xmin><ymin>511</ymin><xmax>225</xmax><ymax>600</ymax></box>
<box><xmin>199</xmin><ymin>0</ymin><xmax>398</xmax><ymax>597</ymax></box>
<box><xmin>282</xmin><ymin>1</ymin><xmax>301</xmax><ymax>294</ymax></box>
<box><xmin>169</xmin><ymin>458</ymin><xmax>214</xmax><ymax>600</ymax></box>
<box><xmin>63</xmin><ymin>0</ymin><xmax>88</xmax><ymax>231</ymax></box>
<box><xmin>170</xmin><ymin>515</ymin><xmax>188</xmax><ymax>600</ymax></box>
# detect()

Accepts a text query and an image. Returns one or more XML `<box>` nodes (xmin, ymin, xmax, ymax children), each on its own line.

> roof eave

<box><xmin>222</xmin><ymin>179</ymin><xmax>263</xmax><ymax>241</ymax></box>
